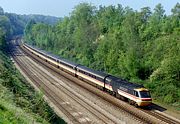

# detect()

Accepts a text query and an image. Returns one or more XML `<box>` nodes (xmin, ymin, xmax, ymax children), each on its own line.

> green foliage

<box><xmin>0</xmin><ymin>49</ymin><xmax>65</xmax><ymax>123</ymax></box>
<box><xmin>0</xmin><ymin>6</ymin><xmax>4</xmax><ymax>15</ymax></box>
<box><xmin>0</xmin><ymin>15</ymin><xmax>12</xmax><ymax>37</ymax></box>
<box><xmin>0</xmin><ymin>11</ymin><xmax>65</xmax><ymax>123</ymax></box>
<box><xmin>24</xmin><ymin>2</ymin><xmax>180</xmax><ymax>107</ymax></box>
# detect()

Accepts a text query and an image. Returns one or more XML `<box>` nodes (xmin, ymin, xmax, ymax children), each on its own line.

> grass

<box><xmin>0</xmin><ymin>83</ymin><xmax>45</xmax><ymax>124</ymax></box>
<box><xmin>0</xmin><ymin>48</ymin><xmax>66</xmax><ymax>124</ymax></box>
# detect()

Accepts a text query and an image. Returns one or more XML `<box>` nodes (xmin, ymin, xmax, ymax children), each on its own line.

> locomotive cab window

<box><xmin>134</xmin><ymin>91</ymin><xmax>139</xmax><ymax>97</ymax></box>
<box><xmin>139</xmin><ymin>91</ymin><xmax>151</xmax><ymax>98</ymax></box>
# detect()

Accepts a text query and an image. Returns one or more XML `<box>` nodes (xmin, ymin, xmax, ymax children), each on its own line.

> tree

<box><xmin>0</xmin><ymin>6</ymin><xmax>4</xmax><ymax>15</ymax></box>
<box><xmin>24</xmin><ymin>20</ymin><xmax>36</xmax><ymax>44</ymax></box>
<box><xmin>143</xmin><ymin>4</ymin><xmax>165</xmax><ymax>39</ymax></box>
<box><xmin>71</xmin><ymin>3</ymin><xmax>96</xmax><ymax>27</ymax></box>
<box><xmin>139</xmin><ymin>7</ymin><xmax>152</xmax><ymax>40</ymax></box>
<box><xmin>171</xmin><ymin>3</ymin><xmax>180</xmax><ymax>34</ymax></box>
<box><xmin>0</xmin><ymin>28</ymin><xmax>5</xmax><ymax>47</ymax></box>
<box><xmin>96</xmin><ymin>4</ymin><xmax>124</xmax><ymax>34</ymax></box>
<box><xmin>0</xmin><ymin>15</ymin><xmax>12</xmax><ymax>37</ymax></box>
<box><xmin>171</xmin><ymin>2</ymin><xmax>180</xmax><ymax>18</ymax></box>
<box><xmin>140</xmin><ymin>7</ymin><xmax>152</xmax><ymax>23</ymax></box>
<box><xmin>154</xmin><ymin>3</ymin><xmax>165</xmax><ymax>20</ymax></box>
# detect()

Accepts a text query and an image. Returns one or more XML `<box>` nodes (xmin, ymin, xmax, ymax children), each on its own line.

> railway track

<box><xmin>21</xmin><ymin>45</ymin><xmax>180</xmax><ymax>124</ymax></box>
<box><xmin>20</xmin><ymin>45</ymin><xmax>150</xmax><ymax>123</ymax></box>
<box><xmin>9</xmin><ymin>43</ymin><xmax>180</xmax><ymax>124</ymax></box>
<box><xmin>141</xmin><ymin>108</ymin><xmax>180</xmax><ymax>124</ymax></box>
<box><xmin>22</xmin><ymin>56</ymin><xmax>121</xmax><ymax>123</ymax></box>
<box><xmin>11</xmin><ymin>45</ymin><xmax>126</xmax><ymax>123</ymax></box>
<box><xmin>11</xmin><ymin>48</ymin><xmax>82</xmax><ymax>124</ymax></box>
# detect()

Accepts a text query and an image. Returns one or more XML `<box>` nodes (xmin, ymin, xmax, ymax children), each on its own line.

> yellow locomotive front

<box><xmin>135</xmin><ymin>88</ymin><xmax>152</xmax><ymax>106</ymax></box>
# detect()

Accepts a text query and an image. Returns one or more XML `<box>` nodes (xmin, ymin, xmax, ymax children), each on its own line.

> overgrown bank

<box><xmin>0</xmin><ymin>6</ymin><xmax>66</xmax><ymax>123</ymax></box>
<box><xmin>0</xmin><ymin>39</ymin><xmax>65</xmax><ymax>124</ymax></box>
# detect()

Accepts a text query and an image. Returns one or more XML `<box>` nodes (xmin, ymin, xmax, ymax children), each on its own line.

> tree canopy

<box><xmin>23</xmin><ymin>2</ymin><xmax>180</xmax><ymax>108</ymax></box>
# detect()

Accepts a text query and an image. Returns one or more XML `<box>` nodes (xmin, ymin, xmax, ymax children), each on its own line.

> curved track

<box><xmin>142</xmin><ymin>108</ymin><xmax>180</xmax><ymax>124</ymax></box>
<box><xmin>11</xmin><ymin>45</ymin><xmax>126</xmax><ymax>123</ymax></box>
<box><xmin>9</xmin><ymin>42</ymin><xmax>180</xmax><ymax>124</ymax></box>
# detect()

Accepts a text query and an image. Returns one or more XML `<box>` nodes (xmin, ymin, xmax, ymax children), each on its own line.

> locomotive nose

<box><xmin>141</xmin><ymin>98</ymin><xmax>152</xmax><ymax>101</ymax></box>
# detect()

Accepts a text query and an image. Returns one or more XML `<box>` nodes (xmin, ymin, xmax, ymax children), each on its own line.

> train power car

<box><xmin>104</xmin><ymin>76</ymin><xmax>152</xmax><ymax>106</ymax></box>
<box><xmin>22</xmin><ymin>43</ymin><xmax>152</xmax><ymax>107</ymax></box>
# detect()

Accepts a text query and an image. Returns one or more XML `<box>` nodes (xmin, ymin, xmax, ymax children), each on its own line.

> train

<box><xmin>22</xmin><ymin>43</ymin><xmax>152</xmax><ymax>107</ymax></box>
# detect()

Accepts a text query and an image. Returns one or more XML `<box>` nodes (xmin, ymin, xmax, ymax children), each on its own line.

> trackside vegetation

<box><xmin>24</xmin><ymin>3</ymin><xmax>180</xmax><ymax>109</ymax></box>
<box><xmin>0</xmin><ymin>7</ymin><xmax>66</xmax><ymax>124</ymax></box>
<box><xmin>0</xmin><ymin>38</ymin><xmax>66</xmax><ymax>124</ymax></box>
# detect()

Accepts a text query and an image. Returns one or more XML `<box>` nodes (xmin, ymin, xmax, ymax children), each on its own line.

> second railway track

<box><xmin>10</xmin><ymin>43</ymin><xmax>180</xmax><ymax>124</ymax></box>
<box><xmin>13</xmin><ymin>51</ymin><xmax>83</xmax><ymax>124</ymax></box>
<box><xmin>12</xmin><ymin>46</ymin><xmax>126</xmax><ymax>123</ymax></box>
<box><xmin>20</xmin><ymin>55</ymin><xmax>121</xmax><ymax>123</ymax></box>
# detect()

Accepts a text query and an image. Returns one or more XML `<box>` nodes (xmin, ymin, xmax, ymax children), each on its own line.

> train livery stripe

<box><xmin>58</xmin><ymin>63</ymin><xmax>75</xmax><ymax>73</ymax></box>
<box><xmin>24</xmin><ymin>45</ymin><xmax>75</xmax><ymax>74</ymax></box>
<box><xmin>118</xmin><ymin>89</ymin><xmax>139</xmax><ymax>101</ymax></box>
<box><xmin>76</xmin><ymin>72</ymin><xmax>104</xmax><ymax>87</ymax></box>
<box><xmin>105</xmin><ymin>84</ymin><xmax>113</xmax><ymax>91</ymax></box>
<box><xmin>117</xmin><ymin>89</ymin><xmax>141</xmax><ymax>102</ymax></box>
<box><xmin>24</xmin><ymin>44</ymin><xmax>152</xmax><ymax>106</ymax></box>
<box><xmin>104</xmin><ymin>84</ymin><xmax>151</xmax><ymax>103</ymax></box>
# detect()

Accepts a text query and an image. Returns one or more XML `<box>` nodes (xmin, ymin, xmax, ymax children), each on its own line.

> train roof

<box><xmin>25</xmin><ymin>43</ymin><xmax>78</xmax><ymax>67</ymax></box>
<box><xmin>25</xmin><ymin>44</ymin><xmax>48</xmax><ymax>56</ymax></box>
<box><xmin>25</xmin><ymin>43</ymin><xmax>144</xmax><ymax>89</ymax></box>
<box><xmin>77</xmin><ymin>65</ymin><xmax>109</xmax><ymax>79</ymax></box>
<box><xmin>106</xmin><ymin>76</ymin><xmax>144</xmax><ymax>90</ymax></box>
<box><xmin>59</xmin><ymin>58</ymin><xmax>78</xmax><ymax>67</ymax></box>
